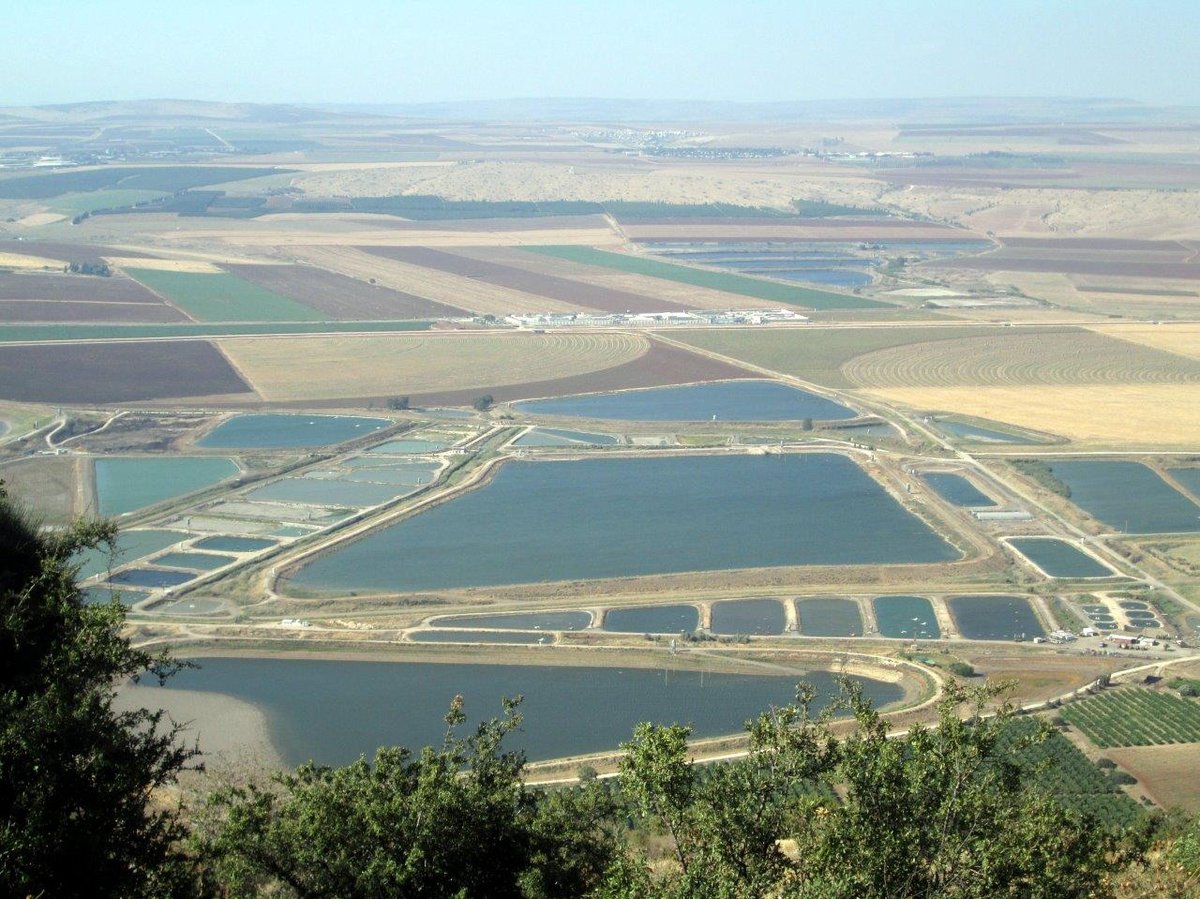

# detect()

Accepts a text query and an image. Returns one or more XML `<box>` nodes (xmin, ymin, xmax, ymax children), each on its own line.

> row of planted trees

<box><xmin>1</xmin><ymin>484</ymin><xmax>1198</xmax><ymax>898</ymax></box>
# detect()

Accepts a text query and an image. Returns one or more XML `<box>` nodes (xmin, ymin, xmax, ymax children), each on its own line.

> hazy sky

<box><xmin>2</xmin><ymin>0</ymin><xmax>1195</xmax><ymax>106</ymax></box>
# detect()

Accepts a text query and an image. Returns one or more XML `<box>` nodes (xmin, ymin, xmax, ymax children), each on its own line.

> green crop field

<box><xmin>1002</xmin><ymin>719</ymin><xmax>1145</xmax><ymax>829</ymax></box>
<box><xmin>48</xmin><ymin>189</ymin><xmax>172</xmax><ymax>215</ymax></box>
<box><xmin>0</xmin><ymin>320</ymin><xmax>431</xmax><ymax>343</ymax></box>
<box><xmin>1062</xmin><ymin>688</ymin><xmax>1200</xmax><ymax>747</ymax></box>
<box><xmin>527</xmin><ymin>246</ymin><xmax>887</xmax><ymax>310</ymax></box>
<box><xmin>125</xmin><ymin>269</ymin><xmax>324</xmax><ymax>322</ymax></box>
<box><xmin>671</xmin><ymin>326</ymin><xmax>1008</xmax><ymax>387</ymax></box>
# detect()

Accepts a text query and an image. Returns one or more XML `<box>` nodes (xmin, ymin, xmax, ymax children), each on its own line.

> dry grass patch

<box><xmin>290</xmin><ymin>246</ymin><xmax>579</xmax><ymax>315</ymax></box>
<box><xmin>0</xmin><ymin>251</ymin><xmax>66</xmax><ymax>269</ymax></box>
<box><xmin>1098</xmin><ymin>323</ymin><xmax>1200</xmax><ymax>361</ymax></box>
<box><xmin>843</xmin><ymin>331</ymin><xmax>1200</xmax><ymax>387</ymax></box>
<box><xmin>219</xmin><ymin>332</ymin><xmax>650</xmax><ymax>401</ymax></box>
<box><xmin>107</xmin><ymin>257</ymin><xmax>223</xmax><ymax>273</ymax></box>
<box><xmin>865</xmin><ymin>384</ymin><xmax>1200</xmax><ymax>446</ymax></box>
<box><xmin>1106</xmin><ymin>743</ymin><xmax>1200</xmax><ymax>812</ymax></box>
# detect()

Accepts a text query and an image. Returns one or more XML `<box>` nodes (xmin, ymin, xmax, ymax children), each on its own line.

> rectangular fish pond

<box><xmin>192</xmin><ymin>535</ymin><xmax>278</xmax><ymax>553</ymax></box>
<box><xmin>948</xmin><ymin>595</ymin><xmax>1046</xmax><ymax>641</ymax></box>
<box><xmin>515</xmin><ymin>380</ymin><xmax>856</xmax><ymax>422</ymax></box>
<box><xmin>94</xmin><ymin>456</ymin><xmax>240</xmax><ymax>516</ymax></box>
<box><xmin>288</xmin><ymin>454</ymin><xmax>959</xmax><ymax>593</ymax></box>
<box><xmin>603</xmin><ymin>605</ymin><xmax>700</xmax><ymax>634</ymax></box>
<box><xmin>873</xmin><ymin>596</ymin><xmax>941</xmax><ymax>639</ymax></box>
<box><xmin>1007</xmin><ymin>538</ymin><xmax>1115</xmax><ymax>578</ymax></box>
<box><xmin>74</xmin><ymin>529</ymin><xmax>187</xmax><ymax>581</ymax></box>
<box><xmin>146</xmin><ymin>657</ymin><xmax>903</xmax><ymax>765</ymax></box>
<box><xmin>1046</xmin><ymin>461</ymin><xmax>1200</xmax><ymax>534</ymax></box>
<box><xmin>197</xmin><ymin>413</ymin><xmax>392</xmax><ymax>449</ymax></box>
<box><xmin>709</xmin><ymin>599</ymin><xmax>788</xmax><ymax>636</ymax></box>
<box><xmin>922</xmin><ymin>471</ymin><xmax>996</xmax><ymax>507</ymax></box>
<box><xmin>795</xmin><ymin>598</ymin><xmax>863</xmax><ymax>637</ymax></box>
<box><xmin>513</xmin><ymin>427</ymin><xmax>620</xmax><ymax>447</ymax></box>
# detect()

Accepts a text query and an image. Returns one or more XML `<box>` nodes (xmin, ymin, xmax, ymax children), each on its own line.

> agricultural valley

<box><xmin>4</xmin><ymin>95</ymin><xmax>1200</xmax><ymax>831</ymax></box>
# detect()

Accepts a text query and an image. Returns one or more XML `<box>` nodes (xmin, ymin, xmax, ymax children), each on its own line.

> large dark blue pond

<box><xmin>156</xmin><ymin>657</ymin><xmax>903</xmax><ymax>765</ymax></box>
<box><xmin>1048</xmin><ymin>461</ymin><xmax>1200</xmax><ymax>534</ymax></box>
<box><xmin>515</xmin><ymin>380</ymin><xmax>856</xmax><ymax>422</ymax></box>
<box><xmin>290</xmin><ymin>454</ymin><xmax>958</xmax><ymax>593</ymax></box>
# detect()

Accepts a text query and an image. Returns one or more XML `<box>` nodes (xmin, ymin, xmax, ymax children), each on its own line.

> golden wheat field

<box><xmin>842</xmin><ymin>330</ymin><xmax>1200</xmax><ymax>388</ymax></box>
<box><xmin>865</xmin><ymin>384</ymin><xmax>1200</xmax><ymax>446</ymax></box>
<box><xmin>217</xmin><ymin>332</ymin><xmax>650</xmax><ymax>401</ymax></box>
<box><xmin>1098</xmin><ymin>323</ymin><xmax>1200</xmax><ymax>361</ymax></box>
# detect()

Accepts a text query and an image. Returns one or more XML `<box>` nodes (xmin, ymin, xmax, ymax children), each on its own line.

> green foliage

<box><xmin>609</xmin><ymin>680</ymin><xmax>1138</xmax><ymax>899</ymax></box>
<box><xmin>386</xmin><ymin>396</ymin><xmax>411</xmax><ymax>411</ymax></box>
<box><xmin>198</xmin><ymin>696</ymin><xmax>619</xmax><ymax>899</ymax></box>
<box><xmin>1011</xmin><ymin>458</ymin><xmax>1072</xmax><ymax>498</ymax></box>
<box><xmin>0</xmin><ymin>483</ymin><xmax>202</xmax><ymax>898</ymax></box>
<box><xmin>1168</xmin><ymin>677</ymin><xmax>1200</xmax><ymax>697</ymax></box>
<box><xmin>473</xmin><ymin>394</ymin><xmax>495</xmax><ymax>411</ymax></box>
<box><xmin>947</xmin><ymin>660</ymin><xmax>977</xmax><ymax>677</ymax></box>
<box><xmin>1062</xmin><ymin>688</ymin><xmax>1200</xmax><ymax>747</ymax></box>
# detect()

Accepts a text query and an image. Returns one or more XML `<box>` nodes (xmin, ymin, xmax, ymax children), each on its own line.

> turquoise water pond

<box><xmin>94</xmin><ymin>456</ymin><xmax>239</xmax><ymax>516</ymax></box>
<box><xmin>291</xmin><ymin>454</ymin><xmax>957</xmax><ymax>593</ymax></box>
<box><xmin>796</xmin><ymin>598</ymin><xmax>863</xmax><ymax>637</ymax></box>
<box><xmin>1048</xmin><ymin>461</ymin><xmax>1200</xmax><ymax>533</ymax></box>
<box><xmin>709</xmin><ymin>599</ymin><xmax>787</xmax><ymax>636</ymax></box>
<box><xmin>154</xmin><ymin>658</ymin><xmax>902</xmax><ymax>765</ymax></box>
<box><xmin>82</xmin><ymin>585</ymin><xmax>148</xmax><ymax>606</ymax></box>
<box><xmin>432</xmin><ymin>611</ymin><xmax>592</xmax><ymax>631</ymax></box>
<box><xmin>516</xmin><ymin>380</ymin><xmax>856</xmax><ymax>422</ymax></box>
<box><xmin>923</xmin><ymin>472</ymin><xmax>995</xmax><ymax>507</ymax></box>
<box><xmin>197</xmin><ymin>414</ymin><xmax>391</xmax><ymax>449</ymax></box>
<box><xmin>74</xmin><ymin>529</ymin><xmax>186</xmax><ymax>580</ymax></box>
<box><xmin>367</xmin><ymin>438</ymin><xmax>450</xmax><ymax>454</ymax></box>
<box><xmin>873</xmin><ymin>596</ymin><xmax>941</xmax><ymax>639</ymax></box>
<box><xmin>948</xmin><ymin>595</ymin><xmax>1045</xmax><ymax>640</ymax></box>
<box><xmin>936</xmin><ymin>419</ymin><xmax>1026</xmax><ymax>443</ymax></box>
<box><xmin>246</xmin><ymin>477</ymin><xmax>408</xmax><ymax>507</ymax></box>
<box><xmin>1007</xmin><ymin>538</ymin><xmax>1113</xmax><ymax>577</ymax></box>
<box><xmin>604</xmin><ymin>605</ymin><xmax>699</xmax><ymax>634</ymax></box>
<box><xmin>193</xmin><ymin>535</ymin><xmax>277</xmax><ymax>553</ymax></box>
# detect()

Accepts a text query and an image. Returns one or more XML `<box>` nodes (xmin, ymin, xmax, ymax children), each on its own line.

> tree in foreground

<box><xmin>198</xmin><ymin>695</ymin><xmax>621</xmax><ymax>899</ymax></box>
<box><xmin>0</xmin><ymin>483</ymin><xmax>201</xmax><ymax>898</ymax></box>
<box><xmin>604</xmin><ymin>680</ymin><xmax>1143</xmax><ymax>899</ymax></box>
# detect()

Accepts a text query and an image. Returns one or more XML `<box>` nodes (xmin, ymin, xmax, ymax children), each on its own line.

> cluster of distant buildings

<box><xmin>505</xmin><ymin>309</ymin><xmax>809</xmax><ymax>329</ymax></box>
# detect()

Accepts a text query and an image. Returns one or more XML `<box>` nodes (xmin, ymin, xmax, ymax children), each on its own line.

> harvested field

<box><xmin>107</xmin><ymin>257</ymin><xmax>223</xmax><ymax>273</ymax></box>
<box><xmin>1106</xmin><ymin>743</ymin><xmax>1200</xmax><ymax>812</ymax></box>
<box><xmin>528</xmin><ymin>246</ymin><xmax>884</xmax><ymax>310</ymax></box>
<box><xmin>362</xmin><ymin>246</ymin><xmax>688</xmax><ymax>313</ymax></box>
<box><xmin>407</xmin><ymin>340</ymin><xmax>755</xmax><ymax>407</ymax></box>
<box><xmin>842</xmin><ymin>331</ymin><xmax>1200</xmax><ymax>388</ymax></box>
<box><xmin>0</xmin><ymin>272</ymin><xmax>165</xmax><ymax>303</ymax></box>
<box><xmin>0</xmin><ymin>455</ymin><xmax>86</xmax><ymax>523</ymax></box>
<box><xmin>446</xmin><ymin>247</ymin><xmax>767</xmax><ymax>311</ymax></box>
<box><xmin>623</xmin><ymin>221</ymin><xmax>969</xmax><ymax>242</ymax></box>
<box><xmin>0</xmin><ymin>300</ymin><xmax>188</xmax><ymax>323</ymax></box>
<box><xmin>1002</xmin><ymin>237</ymin><xmax>1193</xmax><ymax>252</ymax></box>
<box><xmin>290</xmin><ymin>246</ymin><xmax>571</xmax><ymax>315</ymax></box>
<box><xmin>936</xmin><ymin>252</ymin><xmax>1200</xmax><ymax>280</ymax></box>
<box><xmin>1099</xmin><ymin>324</ymin><xmax>1200</xmax><ymax>361</ymax></box>
<box><xmin>0</xmin><ymin>241</ymin><xmax>152</xmax><ymax>266</ymax></box>
<box><xmin>865</xmin><ymin>384</ymin><xmax>1200</xmax><ymax>447</ymax></box>
<box><xmin>0</xmin><ymin>340</ymin><xmax>254</xmax><ymax>404</ymax></box>
<box><xmin>671</xmin><ymin>326</ymin><xmax>1007</xmax><ymax>388</ymax></box>
<box><xmin>125</xmin><ymin>269</ymin><xmax>324</xmax><ymax>322</ymax></box>
<box><xmin>0</xmin><ymin>251</ymin><xmax>65</xmax><ymax>269</ymax></box>
<box><xmin>218</xmin><ymin>332</ymin><xmax>652</xmax><ymax>401</ymax></box>
<box><xmin>226</xmin><ymin>263</ymin><xmax>466</xmax><ymax>320</ymax></box>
